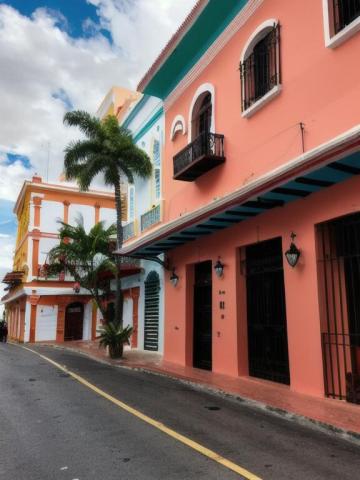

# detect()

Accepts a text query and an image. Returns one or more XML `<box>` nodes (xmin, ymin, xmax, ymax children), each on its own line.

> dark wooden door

<box><xmin>193</xmin><ymin>261</ymin><xmax>212</xmax><ymax>370</ymax></box>
<box><xmin>64</xmin><ymin>302</ymin><xmax>84</xmax><ymax>341</ymax></box>
<box><xmin>144</xmin><ymin>271</ymin><xmax>160</xmax><ymax>351</ymax></box>
<box><xmin>246</xmin><ymin>238</ymin><xmax>290</xmax><ymax>385</ymax></box>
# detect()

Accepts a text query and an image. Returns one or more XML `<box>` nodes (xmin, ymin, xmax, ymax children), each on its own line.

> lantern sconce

<box><xmin>214</xmin><ymin>257</ymin><xmax>225</xmax><ymax>278</ymax></box>
<box><xmin>285</xmin><ymin>232</ymin><xmax>301</xmax><ymax>268</ymax></box>
<box><xmin>170</xmin><ymin>268</ymin><xmax>179</xmax><ymax>287</ymax></box>
<box><xmin>73</xmin><ymin>281</ymin><xmax>81</xmax><ymax>293</ymax></box>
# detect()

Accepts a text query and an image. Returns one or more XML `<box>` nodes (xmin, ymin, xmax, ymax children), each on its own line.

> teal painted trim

<box><xmin>133</xmin><ymin>107</ymin><xmax>163</xmax><ymax>143</ymax></box>
<box><xmin>143</xmin><ymin>0</ymin><xmax>247</xmax><ymax>99</ymax></box>
<box><xmin>122</xmin><ymin>95</ymin><xmax>150</xmax><ymax>129</ymax></box>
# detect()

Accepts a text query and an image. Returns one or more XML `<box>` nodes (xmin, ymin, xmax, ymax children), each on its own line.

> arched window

<box><xmin>240</xmin><ymin>21</ymin><xmax>280</xmax><ymax>115</ymax></box>
<box><xmin>188</xmin><ymin>83</ymin><xmax>215</xmax><ymax>142</ymax></box>
<box><xmin>191</xmin><ymin>92</ymin><xmax>212</xmax><ymax>140</ymax></box>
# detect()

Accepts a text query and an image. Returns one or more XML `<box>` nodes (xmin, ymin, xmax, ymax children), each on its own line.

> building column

<box><xmin>94</xmin><ymin>204</ymin><xmax>100</xmax><ymax>224</ymax></box>
<box><xmin>131</xmin><ymin>287</ymin><xmax>140</xmax><ymax>348</ymax></box>
<box><xmin>63</xmin><ymin>200</ymin><xmax>70</xmax><ymax>223</ymax></box>
<box><xmin>91</xmin><ymin>304</ymin><xmax>97</xmax><ymax>340</ymax></box>
<box><xmin>19</xmin><ymin>300</ymin><xmax>26</xmax><ymax>343</ymax></box>
<box><xmin>33</xmin><ymin>196</ymin><xmax>42</xmax><ymax>228</ymax></box>
<box><xmin>56</xmin><ymin>301</ymin><xmax>67</xmax><ymax>342</ymax></box>
<box><xmin>29</xmin><ymin>294</ymin><xmax>40</xmax><ymax>343</ymax></box>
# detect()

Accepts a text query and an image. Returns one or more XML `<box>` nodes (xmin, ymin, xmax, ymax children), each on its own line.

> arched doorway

<box><xmin>191</xmin><ymin>92</ymin><xmax>212</xmax><ymax>141</ymax></box>
<box><xmin>144</xmin><ymin>271</ymin><xmax>160</xmax><ymax>351</ymax></box>
<box><xmin>64</xmin><ymin>302</ymin><xmax>84</xmax><ymax>341</ymax></box>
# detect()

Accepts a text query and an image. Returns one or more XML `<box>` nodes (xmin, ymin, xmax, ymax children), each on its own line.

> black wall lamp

<box><xmin>170</xmin><ymin>268</ymin><xmax>179</xmax><ymax>287</ymax></box>
<box><xmin>285</xmin><ymin>232</ymin><xmax>301</xmax><ymax>267</ymax></box>
<box><xmin>214</xmin><ymin>257</ymin><xmax>225</xmax><ymax>278</ymax></box>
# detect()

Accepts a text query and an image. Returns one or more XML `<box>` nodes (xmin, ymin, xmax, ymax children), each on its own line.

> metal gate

<box><xmin>144</xmin><ymin>271</ymin><xmax>160</xmax><ymax>351</ymax></box>
<box><xmin>318</xmin><ymin>213</ymin><xmax>360</xmax><ymax>403</ymax></box>
<box><xmin>245</xmin><ymin>238</ymin><xmax>290</xmax><ymax>385</ymax></box>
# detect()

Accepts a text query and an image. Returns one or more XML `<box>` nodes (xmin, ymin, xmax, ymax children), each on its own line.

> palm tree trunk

<box><xmin>114</xmin><ymin>181</ymin><xmax>124</xmax><ymax>327</ymax></box>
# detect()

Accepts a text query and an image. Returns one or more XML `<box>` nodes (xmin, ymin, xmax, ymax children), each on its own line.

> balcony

<box><xmin>173</xmin><ymin>132</ymin><xmax>225</xmax><ymax>181</ymax></box>
<box><xmin>141</xmin><ymin>204</ymin><xmax>161</xmax><ymax>232</ymax></box>
<box><xmin>123</xmin><ymin>221</ymin><xmax>136</xmax><ymax>242</ymax></box>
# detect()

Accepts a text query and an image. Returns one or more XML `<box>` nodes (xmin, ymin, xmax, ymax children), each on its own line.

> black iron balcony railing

<box><xmin>173</xmin><ymin>132</ymin><xmax>225</xmax><ymax>181</ymax></box>
<box><xmin>333</xmin><ymin>0</ymin><xmax>360</xmax><ymax>34</ymax></box>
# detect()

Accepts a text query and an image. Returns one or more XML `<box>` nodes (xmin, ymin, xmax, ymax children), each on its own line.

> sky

<box><xmin>0</xmin><ymin>0</ymin><xmax>197</xmax><ymax>309</ymax></box>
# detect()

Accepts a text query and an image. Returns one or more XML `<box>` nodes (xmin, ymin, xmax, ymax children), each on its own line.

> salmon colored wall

<box><xmin>164</xmin><ymin>0</ymin><xmax>360</xmax><ymax>222</ymax></box>
<box><xmin>164</xmin><ymin>175</ymin><xmax>360</xmax><ymax>397</ymax></box>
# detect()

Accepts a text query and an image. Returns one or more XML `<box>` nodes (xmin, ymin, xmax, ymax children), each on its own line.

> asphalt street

<box><xmin>0</xmin><ymin>343</ymin><xmax>359</xmax><ymax>480</ymax></box>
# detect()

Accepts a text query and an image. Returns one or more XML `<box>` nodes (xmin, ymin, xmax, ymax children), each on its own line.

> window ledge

<box><xmin>326</xmin><ymin>16</ymin><xmax>360</xmax><ymax>48</ymax></box>
<box><xmin>241</xmin><ymin>85</ymin><xmax>282</xmax><ymax>119</ymax></box>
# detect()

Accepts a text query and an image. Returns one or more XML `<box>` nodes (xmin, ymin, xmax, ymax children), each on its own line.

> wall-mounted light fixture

<box><xmin>73</xmin><ymin>281</ymin><xmax>81</xmax><ymax>293</ymax></box>
<box><xmin>214</xmin><ymin>257</ymin><xmax>224</xmax><ymax>278</ymax></box>
<box><xmin>285</xmin><ymin>232</ymin><xmax>301</xmax><ymax>267</ymax></box>
<box><xmin>170</xmin><ymin>268</ymin><xmax>179</xmax><ymax>287</ymax></box>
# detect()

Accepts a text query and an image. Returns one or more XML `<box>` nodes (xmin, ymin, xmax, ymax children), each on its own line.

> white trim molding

<box><xmin>240</xmin><ymin>18</ymin><xmax>278</xmax><ymax>62</ymax></box>
<box><xmin>118</xmin><ymin>123</ymin><xmax>360</xmax><ymax>256</ymax></box>
<box><xmin>322</xmin><ymin>0</ymin><xmax>360</xmax><ymax>48</ymax></box>
<box><xmin>188</xmin><ymin>83</ymin><xmax>215</xmax><ymax>142</ymax></box>
<box><xmin>164</xmin><ymin>0</ymin><xmax>264</xmax><ymax>112</ymax></box>
<box><xmin>170</xmin><ymin>115</ymin><xmax>187</xmax><ymax>140</ymax></box>
<box><xmin>242</xmin><ymin>85</ymin><xmax>282</xmax><ymax>118</ymax></box>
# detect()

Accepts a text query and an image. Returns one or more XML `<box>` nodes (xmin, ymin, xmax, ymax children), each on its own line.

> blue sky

<box><xmin>4</xmin><ymin>0</ymin><xmax>111</xmax><ymax>39</ymax></box>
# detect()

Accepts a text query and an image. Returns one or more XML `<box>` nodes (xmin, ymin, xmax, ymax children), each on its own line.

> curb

<box><xmin>30</xmin><ymin>342</ymin><xmax>360</xmax><ymax>447</ymax></box>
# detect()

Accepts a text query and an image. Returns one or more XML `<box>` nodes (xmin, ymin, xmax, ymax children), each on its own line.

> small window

<box><xmin>332</xmin><ymin>0</ymin><xmax>360</xmax><ymax>34</ymax></box>
<box><xmin>128</xmin><ymin>185</ymin><xmax>135</xmax><ymax>222</ymax></box>
<box><xmin>152</xmin><ymin>139</ymin><xmax>161</xmax><ymax>202</ymax></box>
<box><xmin>240</xmin><ymin>24</ymin><xmax>280</xmax><ymax>113</ymax></box>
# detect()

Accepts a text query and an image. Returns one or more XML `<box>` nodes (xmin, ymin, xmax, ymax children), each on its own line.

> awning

<box><xmin>117</xmin><ymin>126</ymin><xmax>360</xmax><ymax>258</ymax></box>
<box><xmin>2</xmin><ymin>271</ymin><xmax>24</xmax><ymax>284</ymax></box>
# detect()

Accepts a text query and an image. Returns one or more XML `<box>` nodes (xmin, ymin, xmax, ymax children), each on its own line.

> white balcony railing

<box><xmin>140</xmin><ymin>204</ymin><xmax>161</xmax><ymax>232</ymax></box>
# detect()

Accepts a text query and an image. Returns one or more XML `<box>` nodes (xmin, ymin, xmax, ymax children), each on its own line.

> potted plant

<box><xmin>98</xmin><ymin>322</ymin><xmax>133</xmax><ymax>359</ymax></box>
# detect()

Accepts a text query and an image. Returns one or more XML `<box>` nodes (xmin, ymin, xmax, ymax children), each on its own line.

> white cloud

<box><xmin>0</xmin><ymin>0</ymin><xmax>196</xmax><ymax>309</ymax></box>
<box><xmin>0</xmin><ymin>1</ymin><xmax>196</xmax><ymax>198</ymax></box>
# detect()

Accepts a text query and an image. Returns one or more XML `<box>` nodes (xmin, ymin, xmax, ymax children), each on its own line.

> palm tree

<box><xmin>48</xmin><ymin>216</ymin><xmax>117</xmax><ymax>323</ymax></box>
<box><xmin>63</xmin><ymin>111</ymin><xmax>152</xmax><ymax>326</ymax></box>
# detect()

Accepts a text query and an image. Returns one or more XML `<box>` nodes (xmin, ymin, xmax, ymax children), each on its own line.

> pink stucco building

<box><xmin>120</xmin><ymin>0</ymin><xmax>360</xmax><ymax>404</ymax></box>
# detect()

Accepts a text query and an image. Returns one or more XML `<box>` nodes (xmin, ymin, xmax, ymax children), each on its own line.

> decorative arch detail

<box><xmin>170</xmin><ymin>114</ymin><xmax>186</xmax><ymax>140</ymax></box>
<box><xmin>188</xmin><ymin>83</ymin><xmax>215</xmax><ymax>142</ymax></box>
<box><xmin>240</xmin><ymin>19</ymin><xmax>278</xmax><ymax>62</ymax></box>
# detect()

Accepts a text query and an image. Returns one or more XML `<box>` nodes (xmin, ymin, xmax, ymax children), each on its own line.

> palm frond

<box><xmin>63</xmin><ymin>111</ymin><xmax>103</xmax><ymax>139</ymax></box>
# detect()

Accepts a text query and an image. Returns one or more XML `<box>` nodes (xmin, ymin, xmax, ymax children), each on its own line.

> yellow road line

<box><xmin>19</xmin><ymin>345</ymin><xmax>262</xmax><ymax>480</ymax></box>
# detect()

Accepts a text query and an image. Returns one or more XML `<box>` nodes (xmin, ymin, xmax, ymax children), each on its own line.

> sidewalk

<box><xmin>39</xmin><ymin>340</ymin><xmax>360</xmax><ymax>441</ymax></box>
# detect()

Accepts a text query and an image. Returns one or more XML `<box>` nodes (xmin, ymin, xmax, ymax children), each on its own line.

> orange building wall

<box><xmin>164</xmin><ymin>0</ymin><xmax>360</xmax><ymax>223</ymax></box>
<box><xmin>164</xmin><ymin>175</ymin><xmax>360</xmax><ymax>398</ymax></box>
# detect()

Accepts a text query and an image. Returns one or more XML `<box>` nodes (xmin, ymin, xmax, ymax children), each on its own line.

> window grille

<box><xmin>332</xmin><ymin>0</ymin><xmax>360</xmax><ymax>34</ymax></box>
<box><xmin>240</xmin><ymin>24</ymin><xmax>280</xmax><ymax>112</ymax></box>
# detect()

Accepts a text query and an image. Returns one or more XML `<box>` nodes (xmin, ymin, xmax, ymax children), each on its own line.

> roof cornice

<box><xmin>137</xmin><ymin>0</ymin><xmax>209</xmax><ymax>93</ymax></box>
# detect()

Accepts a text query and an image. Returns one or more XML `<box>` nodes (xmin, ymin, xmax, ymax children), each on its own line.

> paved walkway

<box><xmin>37</xmin><ymin>340</ymin><xmax>360</xmax><ymax>439</ymax></box>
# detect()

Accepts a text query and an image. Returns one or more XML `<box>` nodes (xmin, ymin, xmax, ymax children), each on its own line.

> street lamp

<box><xmin>170</xmin><ymin>268</ymin><xmax>179</xmax><ymax>287</ymax></box>
<box><xmin>214</xmin><ymin>258</ymin><xmax>224</xmax><ymax>278</ymax></box>
<box><xmin>285</xmin><ymin>232</ymin><xmax>301</xmax><ymax>267</ymax></box>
